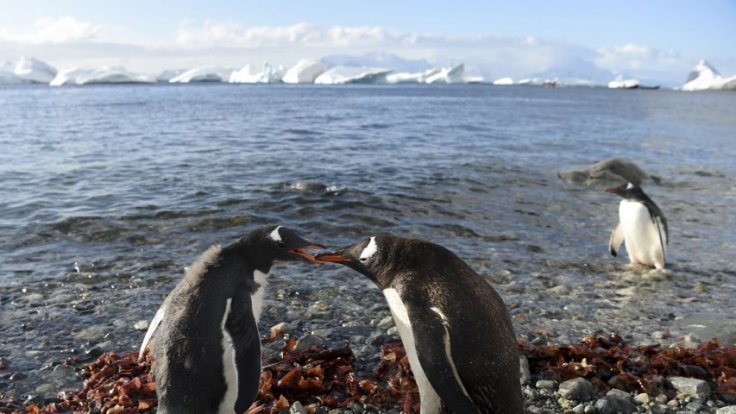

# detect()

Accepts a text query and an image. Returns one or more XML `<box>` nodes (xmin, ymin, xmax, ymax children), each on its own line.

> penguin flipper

<box><xmin>138</xmin><ymin>304</ymin><xmax>166</xmax><ymax>361</ymax></box>
<box><xmin>652</xmin><ymin>216</ymin><xmax>668</xmax><ymax>268</ymax></box>
<box><xmin>227</xmin><ymin>290</ymin><xmax>262</xmax><ymax>414</ymax></box>
<box><xmin>609</xmin><ymin>223</ymin><xmax>624</xmax><ymax>257</ymax></box>
<box><xmin>411</xmin><ymin>306</ymin><xmax>482</xmax><ymax>414</ymax></box>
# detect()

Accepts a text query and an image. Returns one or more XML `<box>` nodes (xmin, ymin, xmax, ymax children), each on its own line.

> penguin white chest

<box><xmin>383</xmin><ymin>288</ymin><xmax>442</xmax><ymax>413</ymax></box>
<box><xmin>252</xmin><ymin>270</ymin><xmax>269</xmax><ymax>322</ymax></box>
<box><xmin>218</xmin><ymin>298</ymin><xmax>238</xmax><ymax>414</ymax></box>
<box><xmin>619</xmin><ymin>200</ymin><xmax>665</xmax><ymax>267</ymax></box>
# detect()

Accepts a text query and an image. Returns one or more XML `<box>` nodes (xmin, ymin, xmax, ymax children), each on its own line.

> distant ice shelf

<box><xmin>282</xmin><ymin>59</ymin><xmax>327</xmax><ymax>84</ymax></box>
<box><xmin>229</xmin><ymin>63</ymin><xmax>284</xmax><ymax>83</ymax></box>
<box><xmin>51</xmin><ymin>66</ymin><xmax>154</xmax><ymax>86</ymax></box>
<box><xmin>0</xmin><ymin>56</ymin><xmax>57</xmax><ymax>84</ymax></box>
<box><xmin>169</xmin><ymin>66</ymin><xmax>233</xmax><ymax>83</ymax></box>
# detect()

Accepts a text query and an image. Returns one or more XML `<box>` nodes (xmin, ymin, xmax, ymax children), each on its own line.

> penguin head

<box><xmin>243</xmin><ymin>225</ymin><xmax>324</xmax><ymax>271</ymax></box>
<box><xmin>605</xmin><ymin>182</ymin><xmax>647</xmax><ymax>200</ymax></box>
<box><xmin>314</xmin><ymin>235</ymin><xmax>427</xmax><ymax>288</ymax></box>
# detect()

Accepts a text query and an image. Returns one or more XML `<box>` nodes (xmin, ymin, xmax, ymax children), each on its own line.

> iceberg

<box><xmin>169</xmin><ymin>66</ymin><xmax>233</xmax><ymax>83</ymax></box>
<box><xmin>282</xmin><ymin>59</ymin><xmax>327</xmax><ymax>84</ymax></box>
<box><xmin>229</xmin><ymin>62</ymin><xmax>284</xmax><ymax>83</ymax></box>
<box><xmin>608</xmin><ymin>75</ymin><xmax>640</xmax><ymax>89</ymax></box>
<box><xmin>681</xmin><ymin>60</ymin><xmax>736</xmax><ymax>91</ymax></box>
<box><xmin>314</xmin><ymin>66</ymin><xmax>392</xmax><ymax>84</ymax></box>
<box><xmin>156</xmin><ymin>69</ymin><xmax>187</xmax><ymax>82</ymax></box>
<box><xmin>492</xmin><ymin>77</ymin><xmax>514</xmax><ymax>86</ymax></box>
<box><xmin>0</xmin><ymin>57</ymin><xmax>57</xmax><ymax>84</ymax></box>
<box><xmin>50</xmin><ymin>66</ymin><xmax>154</xmax><ymax>86</ymax></box>
<box><xmin>424</xmin><ymin>64</ymin><xmax>465</xmax><ymax>84</ymax></box>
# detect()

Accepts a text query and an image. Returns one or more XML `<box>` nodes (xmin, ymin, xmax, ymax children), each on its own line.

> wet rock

<box><xmin>558</xmin><ymin>377</ymin><xmax>596</xmax><ymax>401</ymax></box>
<box><xmin>294</xmin><ymin>334</ymin><xmax>325</xmax><ymax>352</ymax></box>
<box><xmin>0</xmin><ymin>357</ymin><xmax>8</xmax><ymax>369</ymax></box>
<box><xmin>557</xmin><ymin>158</ymin><xmax>655</xmax><ymax>186</ymax></box>
<box><xmin>667</xmin><ymin>376</ymin><xmax>711</xmax><ymax>399</ymax></box>
<box><xmin>536</xmin><ymin>379</ymin><xmax>557</xmax><ymax>390</ymax></box>
<box><xmin>519</xmin><ymin>355</ymin><xmax>531</xmax><ymax>385</ymax></box>
<box><xmin>717</xmin><ymin>407</ymin><xmax>736</xmax><ymax>414</ymax></box>
<box><xmin>595</xmin><ymin>394</ymin><xmax>637</xmax><ymax>414</ymax></box>
<box><xmin>290</xmin><ymin>401</ymin><xmax>307</xmax><ymax>414</ymax></box>
<box><xmin>133</xmin><ymin>320</ymin><xmax>150</xmax><ymax>331</ymax></box>
<box><xmin>9</xmin><ymin>372</ymin><xmax>27</xmax><ymax>381</ymax></box>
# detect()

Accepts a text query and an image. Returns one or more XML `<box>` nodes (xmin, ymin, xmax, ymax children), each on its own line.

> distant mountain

<box><xmin>321</xmin><ymin>52</ymin><xmax>432</xmax><ymax>72</ymax></box>
<box><xmin>526</xmin><ymin>58</ymin><xmax>615</xmax><ymax>86</ymax></box>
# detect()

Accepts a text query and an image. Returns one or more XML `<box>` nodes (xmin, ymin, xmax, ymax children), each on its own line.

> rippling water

<box><xmin>1</xmin><ymin>84</ymin><xmax>736</xmax><ymax>393</ymax></box>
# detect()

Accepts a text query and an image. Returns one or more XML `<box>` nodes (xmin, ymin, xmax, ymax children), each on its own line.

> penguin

<box><xmin>138</xmin><ymin>225</ymin><xmax>323</xmax><ymax>414</ymax></box>
<box><xmin>606</xmin><ymin>182</ymin><xmax>669</xmax><ymax>269</ymax></box>
<box><xmin>315</xmin><ymin>235</ymin><xmax>523</xmax><ymax>414</ymax></box>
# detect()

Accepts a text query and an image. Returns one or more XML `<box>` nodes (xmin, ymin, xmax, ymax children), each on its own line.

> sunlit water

<box><xmin>1</xmin><ymin>84</ymin><xmax>735</xmax><ymax>394</ymax></box>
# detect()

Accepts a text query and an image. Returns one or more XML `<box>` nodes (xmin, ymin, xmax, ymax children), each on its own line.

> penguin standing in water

<box><xmin>138</xmin><ymin>226</ymin><xmax>323</xmax><ymax>414</ymax></box>
<box><xmin>607</xmin><ymin>182</ymin><xmax>669</xmax><ymax>269</ymax></box>
<box><xmin>315</xmin><ymin>235</ymin><xmax>523</xmax><ymax>414</ymax></box>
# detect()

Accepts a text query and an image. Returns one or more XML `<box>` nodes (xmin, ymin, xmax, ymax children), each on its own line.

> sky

<box><xmin>1</xmin><ymin>0</ymin><xmax>735</xmax><ymax>85</ymax></box>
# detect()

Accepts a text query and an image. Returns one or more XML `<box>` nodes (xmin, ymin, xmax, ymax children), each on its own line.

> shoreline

<box><xmin>1</xmin><ymin>333</ymin><xmax>735</xmax><ymax>413</ymax></box>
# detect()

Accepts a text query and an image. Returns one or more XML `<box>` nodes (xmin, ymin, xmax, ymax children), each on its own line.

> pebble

<box><xmin>668</xmin><ymin>376</ymin><xmax>711</xmax><ymax>400</ymax></box>
<box><xmin>595</xmin><ymin>395</ymin><xmax>637</xmax><ymax>414</ymax></box>
<box><xmin>535</xmin><ymin>379</ymin><xmax>557</xmax><ymax>390</ymax></box>
<box><xmin>133</xmin><ymin>320</ymin><xmax>150</xmax><ymax>331</ymax></box>
<box><xmin>558</xmin><ymin>377</ymin><xmax>595</xmax><ymax>401</ymax></box>
<box><xmin>290</xmin><ymin>401</ymin><xmax>307</xmax><ymax>414</ymax></box>
<box><xmin>717</xmin><ymin>407</ymin><xmax>736</xmax><ymax>414</ymax></box>
<box><xmin>519</xmin><ymin>356</ymin><xmax>531</xmax><ymax>385</ymax></box>
<box><xmin>634</xmin><ymin>392</ymin><xmax>651</xmax><ymax>405</ymax></box>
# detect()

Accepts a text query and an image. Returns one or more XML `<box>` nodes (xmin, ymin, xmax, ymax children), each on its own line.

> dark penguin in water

<box><xmin>607</xmin><ymin>182</ymin><xmax>669</xmax><ymax>269</ymax></box>
<box><xmin>315</xmin><ymin>235</ymin><xmax>523</xmax><ymax>414</ymax></box>
<box><xmin>138</xmin><ymin>226</ymin><xmax>323</xmax><ymax>414</ymax></box>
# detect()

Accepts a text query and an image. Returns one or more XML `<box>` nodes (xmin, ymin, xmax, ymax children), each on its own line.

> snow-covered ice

<box><xmin>169</xmin><ymin>66</ymin><xmax>233</xmax><ymax>83</ymax></box>
<box><xmin>229</xmin><ymin>62</ymin><xmax>284</xmax><ymax>83</ymax></box>
<box><xmin>282</xmin><ymin>59</ymin><xmax>326</xmax><ymax>84</ymax></box>
<box><xmin>424</xmin><ymin>64</ymin><xmax>465</xmax><ymax>84</ymax></box>
<box><xmin>681</xmin><ymin>60</ymin><xmax>736</xmax><ymax>91</ymax></box>
<box><xmin>314</xmin><ymin>66</ymin><xmax>392</xmax><ymax>84</ymax></box>
<box><xmin>50</xmin><ymin>66</ymin><xmax>153</xmax><ymax>86</ymax></box>
<box><xmin>14</xmin><ymin>57</ymin><xmax>57</xmax><ymax>84</ymax></box>
<box><xmin>608</xmin><ymin>75</ymin><xmax>640</xmax><ymax>89</ymax></box>
<box><xmin>493</xmin><ymin>77</ymin><xmax>514</xmax><ymax>86</ymax></box>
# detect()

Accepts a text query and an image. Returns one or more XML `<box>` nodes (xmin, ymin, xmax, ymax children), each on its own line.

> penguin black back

<box><xmin>140</xmin><ymin>225</ymin><xmax>323</xmax><ymax>414</ymax></box>
<box><xmin>317</xmin><ymin>235</ymin><xmax>523</xmax><ymax>414</ymax></box>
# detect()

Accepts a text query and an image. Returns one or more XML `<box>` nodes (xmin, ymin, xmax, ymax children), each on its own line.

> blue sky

<box><xmin>1</xmin><ymin>0</ymin><xmax>735</xmax><ymax>84</ymax></box>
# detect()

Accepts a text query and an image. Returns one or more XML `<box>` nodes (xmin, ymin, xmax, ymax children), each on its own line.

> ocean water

<box><xmin>1</xmin><ymin>84</ymin><xmax>736</xmax><ymax>393</ymax></box>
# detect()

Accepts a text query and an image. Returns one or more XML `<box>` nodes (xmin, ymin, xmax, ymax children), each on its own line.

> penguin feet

<box><xmin>244</xmin><ymin>403</ymin><xmax>265</xmax><ymax>414</ymax></box>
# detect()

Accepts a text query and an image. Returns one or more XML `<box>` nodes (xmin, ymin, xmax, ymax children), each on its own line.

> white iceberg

<box><xmin>608</xmin><ymin>75</ymin><xmax>640</xmax><ymax>89</ymax></box>
<box><xmin>492</xmin><ymin>77</ymin><xmax>514</xmax><ymax>86</ymax></box>
<box><xmin>169</xmin><ymin>66</ymin><xmax>233</xmax><ymax>83</ymax></box>
<box><xmin>0</xmin><ymin>61</ymin><xmax>21</xmax><ymax>84</ymax></box>
<box><xmin>386</xmin><ymin>68</ymin><xmax>440</xmax><ymax>84</ymax></box>
<box><xmin>314</xmin><ymin>66</ymin><xmax>392</xmax><ymax>84</ymax></box>
<box><xmin>50</xmin><ymin>66</ymin><xmax>153</xmax><ymax>86</ymax></box>
<box><xmin>424</xmin><ymin>64</ymin><xmax>465</xmax><ymax>84</ymax></box>
<box><xmin>156</xmin><ymin>69</ymin><xmax>187</xmax><ymax>82</ymax></box>
<box><xmin>282</xmin><ymin>59</ymin><xmax>327</xmax><ymax>84</ymax></box>
<box><xmin>229</xmin><ymin>62</ymin><xmax>284</xmax><ymax>83</ymax></box>
<box><xmin>681</xmin><ymin>60</ymin><xmax>736</xmax><ymax>91</ymax></box>
<box><xmin>14</xmin><ymin>57</ymin><xmax>57</xmax><ymax>84</ymax></box>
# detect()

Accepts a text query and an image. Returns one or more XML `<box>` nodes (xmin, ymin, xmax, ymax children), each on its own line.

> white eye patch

<box><xmin>269</xmin><ymin>226</ymin><xmax>283</xmax><ymax>242</ymax></box>
<box><xmin>626</xmin><ymin>182</ymin><xmax>634</xmax><ymax>189</ymax></box>
<box><xmin>359</xmin><ymin>237</ymin><xmax>378</xmax><ymax>262</ymax></box>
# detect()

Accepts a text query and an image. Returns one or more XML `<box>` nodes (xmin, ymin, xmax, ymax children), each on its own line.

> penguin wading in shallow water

<box><xmin>138</xmin><ymin>225</ymin><xmax>323</xmax><ymax>414</ymax></box>
<box><xmin>606</xmin><ymin>182</ymin><xmax>669</xmax><ymax>270</ymax></box>
<box><xmin>315</xmin><ymin>235</ymin><xmax>523</xmax><ymax>414</ymax></box>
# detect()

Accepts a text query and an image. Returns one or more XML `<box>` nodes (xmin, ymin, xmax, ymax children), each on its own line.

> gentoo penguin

<box><xmin>315</xmin><ymin>235</ymin><xmax>523</xmax><ymax>414</ymax></box>
<box><xmin>607</xmin><ymin>182</ymin><xmax>669</xmax><ymax>269</ymax></box>
<box><xmin>138</xmin><ymin>225</ymin><xmax>323</xmax><ymax>414</ymax></box>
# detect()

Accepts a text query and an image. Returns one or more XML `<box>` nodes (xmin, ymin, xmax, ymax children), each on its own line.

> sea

<box><xmin>1</xmin><ymin>83</ymin><xmax>735</xmax><ymax>396</ymax></box>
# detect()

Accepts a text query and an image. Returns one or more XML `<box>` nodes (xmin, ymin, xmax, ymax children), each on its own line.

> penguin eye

<box><xmin>359</xmin><ymin>257</ymin><xmax>368</xmax><ymax>263</ymax></box>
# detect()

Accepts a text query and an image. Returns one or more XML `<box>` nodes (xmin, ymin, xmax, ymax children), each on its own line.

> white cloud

<box><xmin>0</xmin><ymin>16</ymin><xmax>102</xmax><ymax>44</ymax></box>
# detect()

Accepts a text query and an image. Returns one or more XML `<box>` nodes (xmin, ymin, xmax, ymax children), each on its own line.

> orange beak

<box><xmin>312</xmin><ymin>252</ymin><xmax>352</xmax><ymax>264</ymax></box>
<box><xmin>289</xmin><ymin>244</ymin><xmax>327</xmax><ymax>265</ymax></box>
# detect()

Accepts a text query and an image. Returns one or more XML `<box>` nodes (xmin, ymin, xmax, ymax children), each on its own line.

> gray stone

<box><xmin>133</xmin><ymin>320</ymin><xmax>150</xmax><ymax>331</ymax></box>
<box><xmin>519</xmin><ymin>356</ymin><xmax>531</xmax><ymax>385</ymax></box>
<box><xmin>290</xmin><ymin>401</ymin><xmax>307</xmax><ymax>414</ymax></box>
<box><xmin>376</xmin><ymin>316</ymin><xmax>394</xmax><ymax>330</ymax></box>
<box><xmin>667</xmin><ymin>376</ymin><xmax>711</xmax><ymax>400</ymax></box>
<box><xmin>0</xmin><ymin>357</ymin><xmax>8</xmax><ymax>369</ymax></box>
<box><xmin>535</xmin><ymin>379</ymin><xmax>557</xmax><ymax>390</ymax></box>
<box><xmin>606</xmin><ymin>388</ymin><xmax>632</xmax><ymax>402</ymax></box>
<box><xmin>717</xmin><ymin>407</ymin><xmax>736</xmax><ymax>414</ymax></box>
<box><xmin>595</xmin><ymin>395</ymin><xmax>637</xmax><ymax>414</ymax></box>
<box><xmin>294</xmin><ymin>334</ymin><xmax>325</xmax><ymax>352</ymax></box>
<box><xmin>558</xmin><ymin>377</ymin><xmax>596</xmax><ymax>401</ymax></box>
